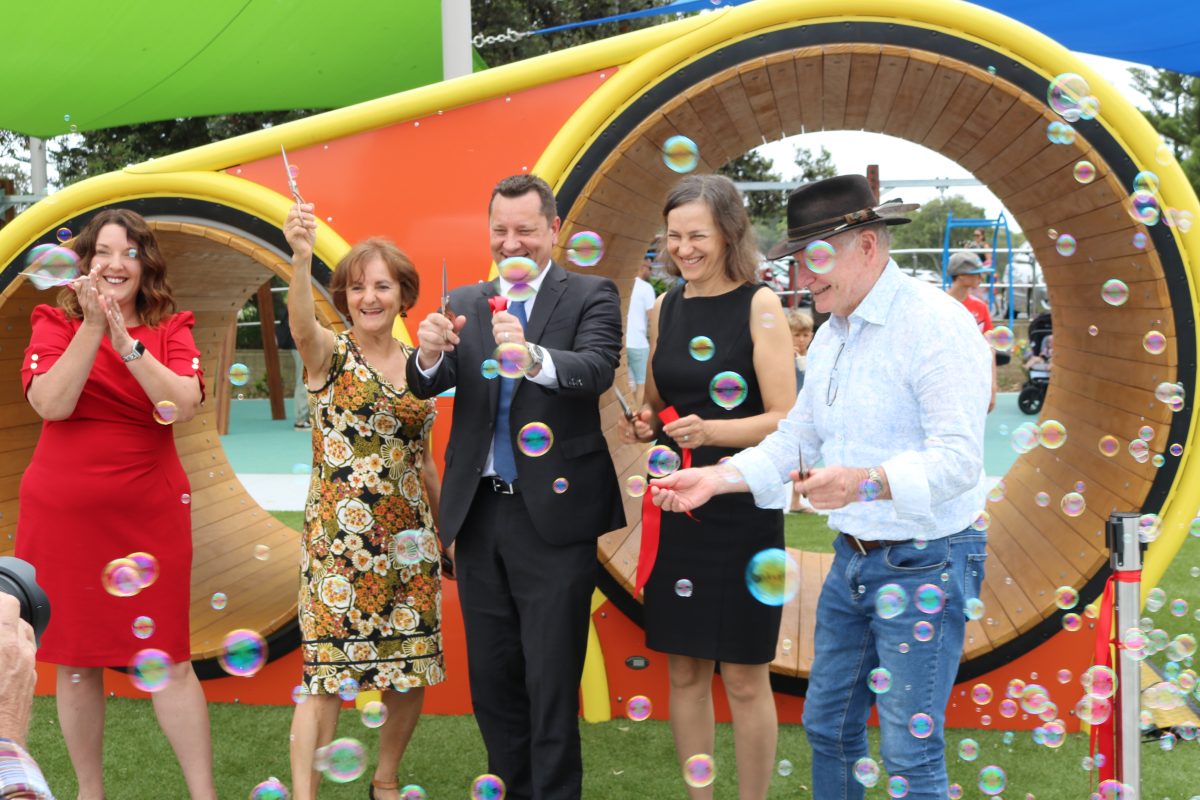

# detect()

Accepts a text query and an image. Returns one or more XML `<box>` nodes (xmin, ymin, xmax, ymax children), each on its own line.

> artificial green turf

<box><xmin>24</xmin><ymin>515</ymin><xmax>1197</xmax><ymax>797</ymax></box>
<box><xmin>784</xmin><ymin>510</ymin><xmax>836</xmax><ymax>553</ymax></box>
<box><xmin>25</xmin><ymin>696</ymin><xmax>1200</xmax><ymax>798</ymax></box>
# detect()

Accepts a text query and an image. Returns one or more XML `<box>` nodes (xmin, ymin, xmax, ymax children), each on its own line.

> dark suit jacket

<box><xmin>407</xmin><ymin>262</ymin><xmax>626</xmax><ymax>547</ymax></box>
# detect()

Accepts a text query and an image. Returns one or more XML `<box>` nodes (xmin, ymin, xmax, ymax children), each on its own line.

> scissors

<box><xmin>280</xmin><ymin>145</ymin><xmax>305</xmax><ymax>205</ymax></box>
<box><xmin>440</xmin><ymin>258</ymin><xmax>450</xmax><ymax>317</ymax></box>
<box><xmin>614</xmin><ymin>388</ymin><xmax>635</xmax><ymax>421</ymax></box>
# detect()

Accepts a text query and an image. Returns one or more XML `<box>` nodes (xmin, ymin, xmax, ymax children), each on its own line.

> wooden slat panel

<box><xmin>796</xmin><ymin>549</ymin><xmax>824</xmax><ymax>675</ymax></box>
<box><xmin>712</xmin><ymin>69</ymin><xmax>763</xmax><ymax>149</ymax></box>
<box><xmin>862</xmin><ymin>50</ymin><xmax>909</xmax><ymax>132</ymax></box>
<box><xmin>843</xmin><ymin>51</ymin><xmax>881</xmax><ymax>131</ymax></box>
<box><xmin>882</xmin><ymin>50</ymin><xmax>938</xmax><ymax>138</ymax></box>
<box><xmin>958</xmin><ymin>94</ymin><xmax>1041</xmax><ymax>174</ymax></box>
<box><xmin>941</xmin><ymin>86</ymin><xmax>1016</xmax><ymax>162</ymax></box>
<box><xmin>820</xmin><ymin>47</ymin><xmax>854</xmax><ymax>131</ymax></box>
<box><xmin>661</xmin><ymin>95</ymin><xmax>734</xmax><ymax>172</ymax></box>
<box><xmin>904</xmin><ymin>61</ymin><xmax>965</xmax><ymax>142</ymax></box>
<box><xmin>681</xmin><ymin>80</ymin><xmax>744</xmax><ymax>167</ymax></box>
<box><xmin>766</xmin><ymin>53</ymin><xmax>805</xmax><ymax>137</ymax></box>
<box><xmin>794</xmin><ymin>50</ymin><xmax>824</xmax><ymax>131</ymax></box>
<box><xmin>739</xmin><ymin>60</ymin><xmax>783</xmax><ymax>143</ymax></box>
<box><xmin>922</xmin><ymin>72</ymin><xmax>991</xmax><ymax>151</ymax></box>
<box><xmin>771</xmin><ymin>546</ymin><xmax>803</xmax><ymax>675</ymax></box>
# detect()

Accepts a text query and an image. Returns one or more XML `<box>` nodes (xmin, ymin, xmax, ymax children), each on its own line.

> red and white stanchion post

<box><xmin>1092</xmin><ymin>511</ymin><xmax>1145</xmax><ymax>792</ymax></box>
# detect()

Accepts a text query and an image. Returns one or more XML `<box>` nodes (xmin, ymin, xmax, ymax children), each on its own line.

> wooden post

<box><xmin>866</xmin><ymin>164</ymin><xmax>880</xmax><ymax>203</ymax></box>
<box><xmin>257</xmin><ymin>283</ymin><xmax>286</xmax><ymax>420</ymax></box>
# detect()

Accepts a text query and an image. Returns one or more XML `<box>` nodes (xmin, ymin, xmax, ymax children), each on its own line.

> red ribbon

<box><xmin>1090</xmin><ymin>569</ymin><xmax>1140</xmax><ymax>785</ymax></box>
<box><xmin>634</xmin><ymin>406</ymin><xmax>694</xmax><ymax>596</ymax></box>
<box><xmin>488</xmin><ymin>296</ymin><xmax>508</xmax><ymax>314</ymax></box>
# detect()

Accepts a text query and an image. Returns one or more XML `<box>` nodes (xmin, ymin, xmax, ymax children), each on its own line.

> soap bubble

<box><xmin>626</xmin><ymin>695</ymin><xmax>652</xmax><ymax>722</ymax></box>
<box><xmin>682</xmin><ymin>754</ymin><xmax>715</xmax><ymax>788</ymax></box>
<box><xmin>318</xmin><ymin>738</ymin><xmax>367</xmax><ymax>783</ymax></box>
<box><xmin>1101</xmin><ymin>279</ymin><xmax>1128</xmax><ymax>306</ymax></box>
<box><xmin>1073</xmin><ymin>161</ymin><xmax>1095</xmax><ymax>183</ymax></box>
<box><xmin>745</xmin><ymin>548</ymin><xmax>800</xmax><ymax>606</ymax></box>
<box><xmin>566</xmin><ymin>231</ymin><xmax>604</xmax><ymax>268</ymax></box>
<box><xmin>662</xmin><ymin>136</ymin><xmax>700</xmax><ymax>173</ymax></box>
<box><xmin>218</xmin><ymin>629</ymin><xmax>268</xmax><ymax>677</ymax></box>
<box><xmin>803</xmin><ymin>240</ymin><xmax>837</xmax><ymax>274</ymax></box>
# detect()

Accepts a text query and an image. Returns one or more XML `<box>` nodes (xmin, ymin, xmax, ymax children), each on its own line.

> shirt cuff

<box><xmin>525</xmin><ymin>348</ymin><xmax>558</xmax><ymax>387</ymax></box>
<box><xmin>414</xmin><ymin>352</ymin><xmax>443</xmax><ymax>379</ymax></box>
<box><xmin>727</xmin><ymin>449</ymin><xmax>787</xmax><ymax>510</ymax></box>
<box><xmin>0</xmin><ymin>738</ymin><xmax>54</xmax><ymax>799</ymax></box>
<box><xmin>881</xmin><ymin>451</ymin><xmax>932</xmax><ymax>520</ymax></box>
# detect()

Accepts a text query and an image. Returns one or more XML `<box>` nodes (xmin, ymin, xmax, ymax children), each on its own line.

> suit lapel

<box><xmin>478</xmin><ymin>281</ymin><xmax>501</xmax><ymax>412</ymax></box>
<box><xmin>524</xmin><ymin>262</ymin><xmax>566</xmax><ymax>344</ymax></box>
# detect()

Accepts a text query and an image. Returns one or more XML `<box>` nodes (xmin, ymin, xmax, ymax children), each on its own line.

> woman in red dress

<box><xmin>16</xmin><ymin>209</ymin><xmax>215</xmax><ymax>800</ymax></box>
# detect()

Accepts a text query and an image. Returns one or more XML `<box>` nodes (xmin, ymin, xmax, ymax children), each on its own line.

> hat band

<box><xmin>786</xmin><ymin>207</ymin><xmax>880</xmax><ymax>242</ymax></box>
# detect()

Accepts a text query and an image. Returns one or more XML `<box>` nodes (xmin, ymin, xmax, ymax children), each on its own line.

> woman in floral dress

<box><xmin>284</xmin><ymin>204</ymin><xmax>444</xmax><ymax>800</ymax></box>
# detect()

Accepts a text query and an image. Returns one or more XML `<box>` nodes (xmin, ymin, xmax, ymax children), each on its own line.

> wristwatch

<box><xmin>122</xmin><ymin>339</ymin><xmax>146</xmax><ymax>363</ymax></box>
<box><xmin>860</xmin><ymin>466</ymin><xmax>884</xmax><ymax>502</ymax></box>
<box><xmin>525</xmin><ymin>342</ymin><xmax>544</xmax><ymax>377</ymax></box>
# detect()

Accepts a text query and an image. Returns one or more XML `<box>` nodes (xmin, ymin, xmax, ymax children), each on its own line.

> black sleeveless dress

<box><xmin>643</xmin><ymin>282</ymin><xmax>784</xmax><ymax>664</ymax></box>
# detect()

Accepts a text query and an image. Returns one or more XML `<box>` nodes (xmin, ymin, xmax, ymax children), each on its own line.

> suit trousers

<box><xmin>456</xmin><ymin>481</ymin><xmax>598</xmax><ymax>800</ymax></box>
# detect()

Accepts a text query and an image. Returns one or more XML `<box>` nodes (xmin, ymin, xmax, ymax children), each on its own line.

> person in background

<box><xmin>626</xmin><ymin>248</ymin><xmax>657</xmax><ymax>407</ymax></box>
<box><xmin>16</xmin><ymin>209</ymin><xmax>214</xmax><ymax>800</ymax></box>
<box><xmin>284</xmin><ymin>207</ymin><xmax>445</xmax><ymax>800</ymax></box>
<box><xmin>785</xmin><ymin>308</ymin><xmax>814</xmax><ymax>391</ymax></box>
<box><xmin>946</xmin><ymin>251</ymin><xmax>998</xmax><ymax>412</ymax></box>
<box><xmin>620</xmin><ymin>174</ymin><xmax>795</xmax><ymax>800</ymax></box>
<box><xmin>650</xmin><ymin>175</ymin><xmax>992</xmax><ymax>800</ymax></box>
<box><xmin>276</xmin><ymin>301</ymin><xmax>312</xmax><ymax>430</ymax></box>
<box><xmin>0</xmin><ymin>593</ymin><xmax>55</xmax><ymax>799</ymax></box>
<box><xmin>785</xmin><ymin>308</ymin><xmax>815</xmax><ymax>513</ymax></box>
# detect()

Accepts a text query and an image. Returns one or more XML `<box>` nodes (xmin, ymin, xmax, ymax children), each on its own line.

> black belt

<box><xmin>842</xmin><ymin>533</ymin><xmax>909</xmax><ymax>554</ymax></box>
<box><xmin>484</xmin><ymin>477</ymin><xmax>520</xmax><ymax>495</ymax></box>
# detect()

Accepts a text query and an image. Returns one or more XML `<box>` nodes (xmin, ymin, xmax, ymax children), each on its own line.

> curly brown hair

<box><xmin>328</xmin><ymin>238</ymin><xmax>419</xmax><ymax>318</ymax></box>
<box><xmin>56</xmin><ymin>209</ymin><xmax>176</xmax><ymax>327</ymax></box>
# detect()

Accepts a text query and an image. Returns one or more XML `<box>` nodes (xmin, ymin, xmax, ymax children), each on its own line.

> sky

<box><xmin>754</xmin><ymin>54</ymin><xmax>1154</xmax><ymax>235</ymax></box>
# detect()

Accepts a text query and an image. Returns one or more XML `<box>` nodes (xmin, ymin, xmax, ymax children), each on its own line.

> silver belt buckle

<box><xmin>492</xmin><ymin>478</ymin><xmax>516</xmax><ymax>495</ymax></box>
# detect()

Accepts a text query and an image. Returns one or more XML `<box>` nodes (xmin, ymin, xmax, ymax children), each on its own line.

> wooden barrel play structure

<box><xmin>1</xmin><ymin>0</ymin><xmax>1197</xmax><ymax>710</ymax></box>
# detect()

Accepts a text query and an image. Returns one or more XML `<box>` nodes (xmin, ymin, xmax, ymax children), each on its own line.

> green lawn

<box><xmin>22</xmin><ymin>512</ymin><xmax>1198</xmax><ymax>797</ymax></box>
<box><xmin>25</xmin><ymin>696</ymin><xmax>1200</xmax><ymax>798</ymax></box>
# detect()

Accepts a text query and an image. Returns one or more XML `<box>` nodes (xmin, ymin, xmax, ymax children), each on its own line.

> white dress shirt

<box><xmin>729</xmin><ymin>260</ymin><xmax>991</xmax><ymax>541</ymax></box>
<box><xmin>418</xmin><ymin>259</ymin><xmax>559</xmax><ymax>478</ymax></box>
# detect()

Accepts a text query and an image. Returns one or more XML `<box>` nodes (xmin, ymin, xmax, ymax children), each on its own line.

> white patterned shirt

<box><xmin>729</xmin><ymin>260</ymin><xmax>991</xmax><ymax>540</ymax></box>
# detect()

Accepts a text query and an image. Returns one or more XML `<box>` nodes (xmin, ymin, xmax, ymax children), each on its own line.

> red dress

<box><xmin>16</xmin><ymin>306</ymin><xmax>204</xmax><ymax>667</ymax></box>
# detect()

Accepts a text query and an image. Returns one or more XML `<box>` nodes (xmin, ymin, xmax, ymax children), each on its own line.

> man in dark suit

<box><xmin>407</xmin><ymin>174</ymin><xmax>625</xmax><ymax>800</ymax></box>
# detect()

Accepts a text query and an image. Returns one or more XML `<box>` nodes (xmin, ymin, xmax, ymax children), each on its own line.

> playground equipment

<box><xmin>1</xmin><ymin>1</ymin><xmax>1197</xmax><ymax>744</ymax></box>
<box><xmin>940</xmin><ymin>211</ymin><xmax>1016</xmax><ymax>328</ymax></box>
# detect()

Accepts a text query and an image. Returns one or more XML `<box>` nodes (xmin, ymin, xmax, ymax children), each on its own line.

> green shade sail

<box><xmin>2</xmin><ymin>0</ymin><xmax>450</xmax><ymax>138</ymax></box>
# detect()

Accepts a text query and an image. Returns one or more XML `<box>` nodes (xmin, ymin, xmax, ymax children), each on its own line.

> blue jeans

<box><xmin>803</xmin><ymin>529</ymin><xmax>987</xmax><ymax>800</ymax></box>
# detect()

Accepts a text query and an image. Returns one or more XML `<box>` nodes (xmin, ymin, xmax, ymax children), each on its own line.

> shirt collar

<box><xmin>497</xmin><ymin>259</ymin><xmax>554</xmax><ymax>298</ymax></box>
<box><xmin>846</xmin><ymin>258</ymin><xmax>902</xmax><ymax>327</ymax></box>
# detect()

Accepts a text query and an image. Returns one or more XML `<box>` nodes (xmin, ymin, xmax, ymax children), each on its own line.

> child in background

<box><xmin>786</xmin><ymin>308</ymin><xmax>813</xmax><ymax>391</ymax></box>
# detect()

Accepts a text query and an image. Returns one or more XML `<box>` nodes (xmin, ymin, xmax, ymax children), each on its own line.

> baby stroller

<box><xmin>1017</xmin><ymin>313</ymin><xmax>1052</xmax><ymax>414</ymax></box>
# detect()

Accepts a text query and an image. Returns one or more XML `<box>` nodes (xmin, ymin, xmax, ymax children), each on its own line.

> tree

<box><xmin>718</xmin><ymin>145</ymin><xmax>836</xmax><ymax>253</ymax></box>
<box><xmin>1129</xmin><ymin>67</ymin><xmax>1200</xmax><ymax>194</ymax></box>
<box><xmin>718</xmin><ymin>150</ymin><xmax>784</xmax><ymax>250</ymax></box>
<box><xmin>793</xmin><ymin>143</ymin><xmax>837</xmax><ymax>183</ymax></box>
<box><xmin>889</xmin><ymin>195</ymin><xmax>986</xmax><ymax>273</ymax></box>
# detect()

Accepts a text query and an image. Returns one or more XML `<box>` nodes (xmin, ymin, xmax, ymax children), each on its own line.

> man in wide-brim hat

<box><xmin>649</xmin><ymin>174</ymin><xmax>995</xmax><ymax>799</ymax></box>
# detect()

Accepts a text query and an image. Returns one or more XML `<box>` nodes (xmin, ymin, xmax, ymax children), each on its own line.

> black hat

<box><xmin>766</xmin><ymin>175</ymin><xmax>918</xmax><ymax>260</ymax></box>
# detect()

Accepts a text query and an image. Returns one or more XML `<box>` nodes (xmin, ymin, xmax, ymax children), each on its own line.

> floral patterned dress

<box><xmin>299</xmin><ymin>332</ymin><xmax>444</xmax><ymax>694</ymax></box>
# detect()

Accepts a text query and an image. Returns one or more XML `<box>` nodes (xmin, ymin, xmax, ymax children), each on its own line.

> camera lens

<box><xmin>0</xmin><ymin>557</ymin><xmax>51</xmax><ymax>646</ymax></box>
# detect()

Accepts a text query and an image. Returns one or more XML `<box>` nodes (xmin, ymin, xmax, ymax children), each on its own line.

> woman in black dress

<box><xmin>620</xmin><ymin>174</ymin><xmax>795</xmax><ymax>799</ymax></box>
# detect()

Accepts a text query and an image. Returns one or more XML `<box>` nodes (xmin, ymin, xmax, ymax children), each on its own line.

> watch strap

<box><xmin>122</xmin><ymin>339</ymin><xmax>145</xmax><ymax>363</ymax></box>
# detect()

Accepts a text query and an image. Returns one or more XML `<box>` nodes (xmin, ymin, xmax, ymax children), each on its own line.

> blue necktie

<box><xmin>492</xmin><ymin>299</ymin><xmax>527</xmax><ymax>484</ymax></box>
